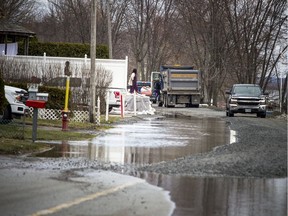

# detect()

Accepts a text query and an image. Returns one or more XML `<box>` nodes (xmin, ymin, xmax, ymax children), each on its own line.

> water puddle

<box><xmin>36</xmin><ymin>116</ymin><xmax>230</xmax><ymax>165</ymax></box>
<box><xmin>136</xmin><ymin>172</ymin><xmax>287</xmax><ymax>216</ymax></box>
<box><xmin>35</xmin><ymin>116</ymin><xmax>286</xmax><ymax>216</ymax></box>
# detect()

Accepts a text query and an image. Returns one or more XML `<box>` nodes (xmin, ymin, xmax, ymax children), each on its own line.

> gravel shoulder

<box><xmin>136</xmin><ymin>108</ymin><xmax>287</xmax><ymax>178</ymax></box>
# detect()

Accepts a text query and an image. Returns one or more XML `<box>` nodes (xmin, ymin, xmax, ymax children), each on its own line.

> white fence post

<box><xmin>96</xmin><ymin>96</ymin><xmax>100</xmax><ymax>126</ymax></box>
<box><xmin>84</xmin><ymin>54</ymin><xmax>87</xmax><ymax>65</ymax></box>
<box><xmin>42</xmin><ymin>52</ymin><xmax>46</xmax><ymax>80</ymax></box>
<box><xmin>134</xmin><ymin>90</ymin><xmax>137</xmax><ymax>116</ymax></box>
<box><xmin>106</xmin><ymin>91</ymin><xmax>109</xmax><ymax>121</ymax></box>
<box><xmin>122</xmin><ymin>93</ymin><xmax>125</xmax><ymax>118</ymax></box>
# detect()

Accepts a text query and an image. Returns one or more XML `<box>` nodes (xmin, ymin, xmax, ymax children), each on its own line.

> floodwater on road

<box><xmin>36</xmin><ymin>116</ymin><xmax>287</xmax><ymax>216</ymax></box>
<box><xmin>37</xmin><ymin>116</ymin><xmax>230</xmax><ymax>164</ymax></box>
<box><xmin>136</xmin><ymin>172</ymin><xmax>287</xmax><ymax>216</ymax></box>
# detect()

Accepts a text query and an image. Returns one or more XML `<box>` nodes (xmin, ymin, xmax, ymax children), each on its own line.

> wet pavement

<box><xmin>35</xmin><ymin>115</ymin><xmax>287</xmax><ymax>216</ymax></box>
<box><xmin>36</xmin><ymin>116</ymin><xmax>230</xmax><ymax>164</ymax></box>
<box><xmin>0</xmin><ymin>168</ymin><xmax>175</xmax><ymax>216</ymax></box>
<box><xmin>136</xmin><ymin>172</ymin><xmax>287</xmax><ymax>216</ymax></box>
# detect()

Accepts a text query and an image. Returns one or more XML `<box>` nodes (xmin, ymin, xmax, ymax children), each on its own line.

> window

<box><xmin>233</xmin><ymin>86</ymin><xmax>261</xmax><ymax>96</ymax></box>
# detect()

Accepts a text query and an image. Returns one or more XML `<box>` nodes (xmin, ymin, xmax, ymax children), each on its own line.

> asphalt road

<box><xmin>0</xmin><ymin>165</ymin><xmax>174</xmax><ymax>216</ymax></box>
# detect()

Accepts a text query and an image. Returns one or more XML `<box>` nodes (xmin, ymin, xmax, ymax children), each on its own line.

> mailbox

<box><xmin>26</xmin><ymin>83</ymin><xmax>49</xmax><ymax>108</ymax></box>
<box><xmin>26</xmin><ymin>100</ymin><xmax>46</xmax><ymax>108</ymax></box>
<box><xmin>26</xmin><ymin>94</ymin><xmax>49</xmax><ymax>108</ymax></box>
<box><xmin>26</xmin><ymin>84</ymin><xmax>49</xmax><ymax>109</ymax></box>
<box><xmin>26</xmin><ymin>84</ymin><xmax>49</xmax><ymax>142</ymax></box>
<box><xmin>28</xmin><ymin>84</ymin><xmax>38</xmax><ymax>100</ymax></box>
<box><xmin>36</xmin><ymin>93</ymin><xmax>49</xmax><ymax>101</ymax></box>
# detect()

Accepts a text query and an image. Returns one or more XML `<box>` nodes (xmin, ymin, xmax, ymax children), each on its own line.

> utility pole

<box><xmin>107</xmin><ymin>0</ymin><xmax>113</xmax><ymax>59</ymax></box>
<box><xmin>89</xmin><ymin>0</ymin><xmax>97</xmax><ymax>123</ymax></box>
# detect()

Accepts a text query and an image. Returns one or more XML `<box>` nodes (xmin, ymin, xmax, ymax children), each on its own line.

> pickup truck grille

<box><xmin>237</xmin><ymin>98</ymin><xmax>260</xmax><ymax>106</ymax></box>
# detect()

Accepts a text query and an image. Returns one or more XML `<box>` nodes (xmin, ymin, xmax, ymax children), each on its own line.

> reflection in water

<box><xmin>230</xmin><ymin>130</ymin><xmax>237</xmax><ymax>144</ymax></box>
<box><xmin>137</xmin><ymin>172</ymin><xmax>287</xmax><ymax>216</ymax></box>
<box><xmin>37</xmin><ymin>116</ymin><xmax>230</xmax><ymax>165</ymax></box>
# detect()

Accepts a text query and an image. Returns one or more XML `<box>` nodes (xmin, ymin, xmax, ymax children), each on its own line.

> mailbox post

<box><xmin>26</xmin><ymin>84</ymin><xmax>48</xmax><ymax>142</ymax></box>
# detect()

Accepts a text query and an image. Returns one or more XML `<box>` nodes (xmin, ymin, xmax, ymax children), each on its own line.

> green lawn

<box><xmin>0</xmin><ymin>116</ymin><xmax>121</xmax><ymax>155</ymax></box>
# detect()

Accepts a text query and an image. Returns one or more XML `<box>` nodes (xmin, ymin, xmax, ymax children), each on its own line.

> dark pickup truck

<box><xmin>226</xmin><ymin>84</ymin><xmax>268</xmax><ymax>118</ymax></box>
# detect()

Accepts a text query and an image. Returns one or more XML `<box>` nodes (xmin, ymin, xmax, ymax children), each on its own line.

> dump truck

<box><xmin>156</xmin><ymin>65</ymin><xmax>201</xmax><ymax>107</ymax></box>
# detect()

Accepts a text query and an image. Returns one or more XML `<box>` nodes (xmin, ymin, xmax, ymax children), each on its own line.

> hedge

<box><xmin>18</xmin><ymin>42</ymin><xmax>109</xmax><ymax>58</ymax></box>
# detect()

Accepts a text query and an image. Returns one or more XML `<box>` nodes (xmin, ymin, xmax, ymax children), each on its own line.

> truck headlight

<box><xmin>260</xmin><ymin>99</ymin><xmax>266</xmax><ymax>105</ymax></box>
<box><xmin>230</xmin><ymin>98</ymin><xmax>237</xmax><ymax>104</ymax></box>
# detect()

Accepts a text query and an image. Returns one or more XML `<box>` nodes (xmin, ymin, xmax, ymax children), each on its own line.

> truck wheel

<box><xmin>257</xmin><ymin>113</ymin><xmax>266</xmax><ymax>118</ymax></box>
<box><xmin>167</xmin><ymin>99</ymin><xmax>175</xmax><ymax>107</ymax></box>
<box><xmin>163</xmin><ymin>95</ymin><xmax>167</xmax><ymax>107</ymax></box>
<box><xmin>2</xmin><ymin>105</ymin><xmax>12</xmax><ymax>120</ymax></box>
<box><xmin>165</xmin><ymin>95</ymin><xmax>172</xmax><ymax>107</ymax></box>
<box><xmin>228</xmin><ymin>109</ymin><xmax>234</xmax><ymax>117</ymax></box>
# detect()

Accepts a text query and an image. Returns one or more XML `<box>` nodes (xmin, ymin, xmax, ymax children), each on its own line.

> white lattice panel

<box><xmin>71</xmin><ymin>110</ymin><xmax>89</xmax><ymax>122</ymax></box>
<box><xmin>28</xmin><ymin>108</ymin><xmax>89</xmax><ymax>122</ymax></box>
<box><xmin>40</xmin><ymin>109</ymin><xmax>62</xmax><ymax>120</ymax></box>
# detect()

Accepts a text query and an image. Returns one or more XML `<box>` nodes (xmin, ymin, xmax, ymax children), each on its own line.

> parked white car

<box><xmin>3</xmin><ymin>85</ymin><xmax>29</xmax><ymax>119</ymax></box>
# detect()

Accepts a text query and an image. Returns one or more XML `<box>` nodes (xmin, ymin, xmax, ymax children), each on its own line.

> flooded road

<box><xmin>36</xmin><ymin>115</ymin><xmax>287</xmax><ymax>216</ymax></box>
<box><xmin>137</xmin><ymin>172</ymin><xmax>287</xmax><ymax>216</ymax></box>
<box><xmin>37</xmin><ymin>116</ymin><xmax>230</xmax><ymax>164</ymax></box>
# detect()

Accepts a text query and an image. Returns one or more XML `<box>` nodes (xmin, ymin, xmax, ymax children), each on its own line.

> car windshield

<box><xmin>137</xmin><ymin>81</ymin><xmax>151</xmax><ymax>87</ymax></box>
<box><xmin>233</xmin><ymin>86</ymin><xmax>261</xmax><ymax>96</ymax></box>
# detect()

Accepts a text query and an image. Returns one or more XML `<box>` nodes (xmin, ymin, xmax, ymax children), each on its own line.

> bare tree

<box><xmin>124</xmin><ymin>0</ymin><xmax>162</xmax><ymax>80</ymax></box>
<box><xmin>39</xmin><ymin>0</ymin><xmax>128</xmax><ymax>56</ymax></box>
<box><xmin>176</xmin><ymin>0</ymin><xmax>230</xmax><ymax>105</ymax></box>
<box><xmin>43</xmin><ymin>0</ymin><xmax>91</xmax><ymax>43</ymax></box>
<box><xmin>174</xmin><ymin>0</ymin><xmax>287</xmax><ymax>106</ymax></box>
<box><xmin>145</xmin><ymin>0</ymin><xmax>176</xmax><ymax>79</ymax></box>
<box><xmin>224</xmin><ymin>0</ymin><xmax>287</xmax><ymax>88</ymax></box>
<box><xmin>109</xmin><ymin>0</ymin><xmax>129</xmax><ymax>58</ymax></box>
<box><xmin>0</xmin><ymin>0</ymin><xmax>38</xmax><ymax>22</ymax></box>
<box><xmin>95</xmin><ymin>66</ymin><xmax>112</xmax><ymax>113</ymax></box>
